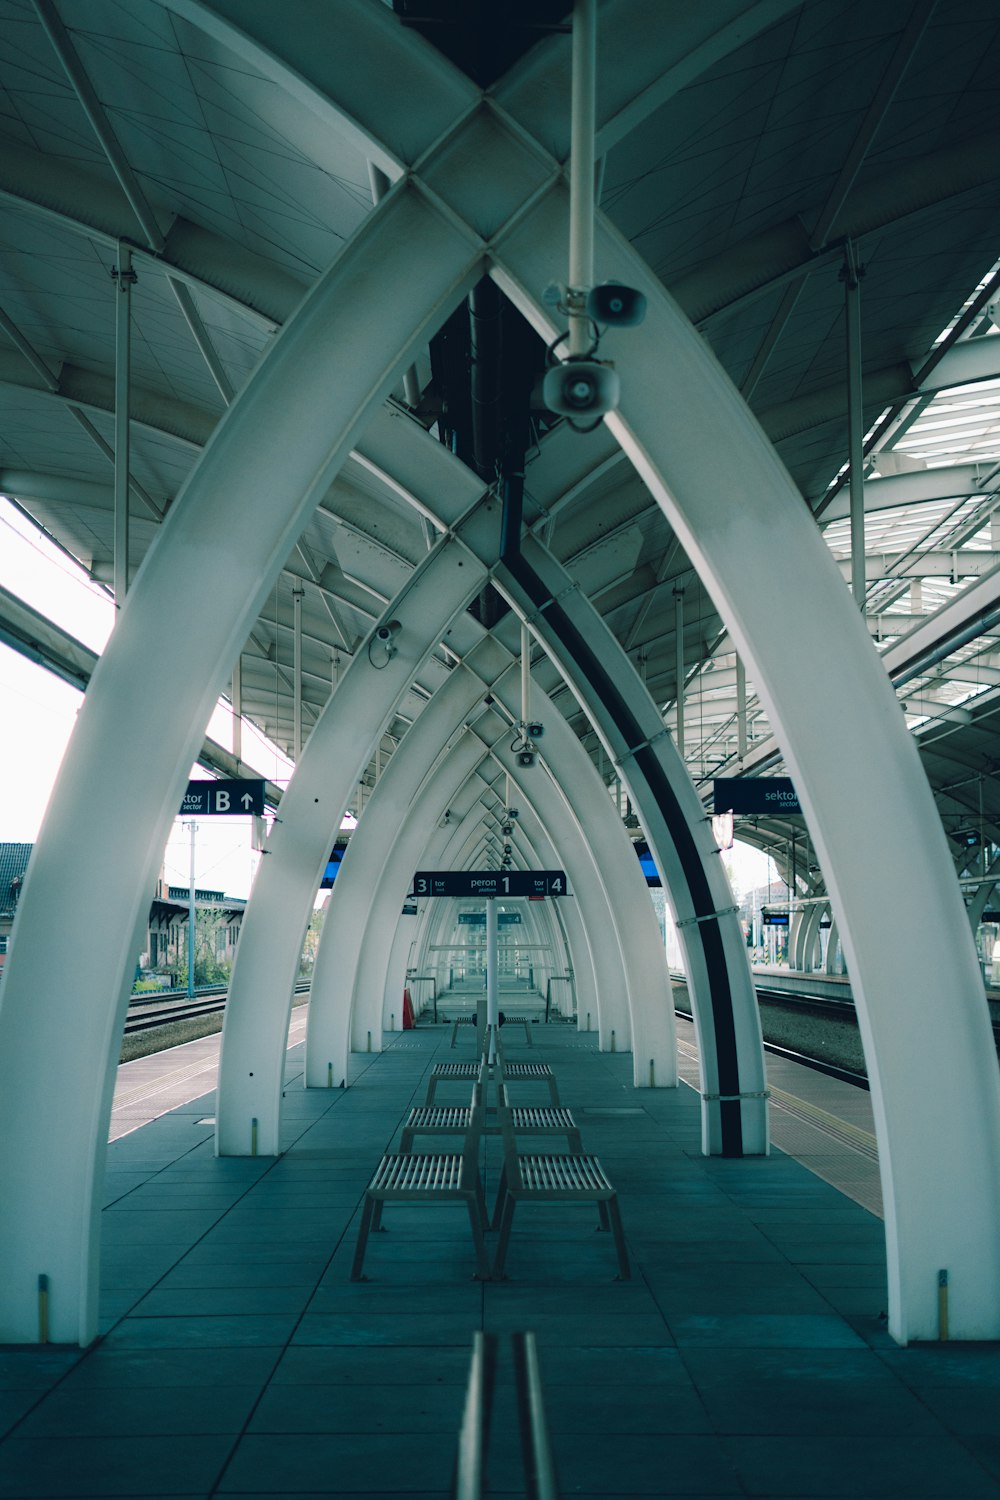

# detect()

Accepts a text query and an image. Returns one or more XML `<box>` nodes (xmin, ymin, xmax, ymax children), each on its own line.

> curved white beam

<box><xmin>0</xmin><ymin>180</ymin><xmax>484</xmax><ymax>1345</ymax></box>
<box><xmin>216</xmin><ymin>537</ymin><xmax>490</xmax><ymax>1153</ymax></box>
<box><xmin>492</xmin><ymin>181</ymin><xmax>1000</xmax><ymax>1342</ymax></box>
<box><xmin>303</xmin><ymin>644</ymin><xmax>504</xmax><ymax>1086</ymax></box>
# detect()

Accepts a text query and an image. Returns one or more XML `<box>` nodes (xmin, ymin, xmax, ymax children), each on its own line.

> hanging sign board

<box><xmin>713</xmin><ymin>777</ymin><xmax>801</xmax><ymax>815</ymax></box>
<box><xmin>180</xmin><ymin>779</ymin><xmax>265</xmax><ymax>817</ymax></box>
<box><xmin>413</xmin><ymin>870</ymin><xmax>566</xmax><ymax>898</ymax></box>
<box><xmin>761</xmin><ymin>907</ymin><xmax>790</xmax><ymax>926</ymax></box>
<box><xmin>457</xmin><ymin>912</ymin><xmax>523</xmax><ymax>926</ymax></box>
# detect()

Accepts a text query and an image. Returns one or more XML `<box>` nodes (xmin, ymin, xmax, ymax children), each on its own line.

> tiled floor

<box><xmin>2</xmin><ymin>1019</ymin><xmax>999</xmax><ymax>1496</ymax></box>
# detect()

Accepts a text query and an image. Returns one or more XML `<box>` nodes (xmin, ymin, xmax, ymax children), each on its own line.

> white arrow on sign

<box><xmin>241</xmin><ymin>794</ymin><xmax>254</xmax><ymax>809</ymax></box>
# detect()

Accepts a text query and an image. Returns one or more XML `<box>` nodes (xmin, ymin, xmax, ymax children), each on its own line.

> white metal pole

<box><xmin>187</xmin><ymin>820</ymin><xmax>197</xmax><ymax>998</ymax></box>
<box><xmin>674</xmin><ymin>587</ymin><xmax>685</xmax><ymax>757</ymax></box>
<box><xmin>486</xmin><ymin>896</ymin><xmax>499</xmax><ymax>1057</ymax></box>
<box><xmin>293</xmin><ymin>583</ymin><xmax>304</xmax><ymax>760</ymax></box>
<box><xmin>521</xmin><ymin>623</ymin><xmax>531</xmax><ymax>727</ymax></box>
<box><xmin>568</xmin><ymin>0</ymin><xmax>597</xmax><ymax>356</ymax></box>
<box><xmin>232</xmin><ymin>654</ymin><xmax>243</xmax><ymax>768</ymax></box>
<box><xmin>844</xmin><ymin>242</ymin><xmax>866</xmax><ymax>611</ymax></box>
<box><xmin>113</xmin><ymin>242</ymin><xmax>134</xmax><ymax>606</ymax></box>
<box><xmin>736</xmin><ymin>653</ymin><xmax>747</xmax><ymax>762</ymax></box>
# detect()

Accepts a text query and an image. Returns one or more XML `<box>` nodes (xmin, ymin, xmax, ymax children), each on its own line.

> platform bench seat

<box><xmin>424</xmin><ymin>1060</ymin><xmax>484</xmax><ymax>1105</ymax></box>
<box><xmin>449</xmin><ymin>1015</ymin><xmax>477</xmax><ymax>1047</ymax></box>
<box><xmin>402</xmin><ymin>1061</ymin><xmax>487</xmax><ymax>1151</ymax></box>
<box><xmin>498</xmin><ymin>1014</ymin><xmax>533</xmax><ymax>1046</ymax></box>
<box><xmin>498</xmin><ymin>1059</ymin><xmax>561</xmax><ymax>1107</ymax></box>
<box><xmin>490</xmin><ymin>1087</ymin><xmax>630</xmax><ymax>1281</ymax></box>
<box><xmin>351</xmin><ymin>1096</ymin><xmax>489</xmax><ymax>1281</ymax></box>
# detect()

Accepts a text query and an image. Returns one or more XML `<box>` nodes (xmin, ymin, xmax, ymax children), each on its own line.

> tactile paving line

<box><xmin>678</xmin><ymin>1033</ymin><xmax>883</xmax><ymax>1217</ymax></box>
<box><xmin>109</xmin><ymin>1010</ymin><xmax>309</xmax><ymax>1133</ymax></box>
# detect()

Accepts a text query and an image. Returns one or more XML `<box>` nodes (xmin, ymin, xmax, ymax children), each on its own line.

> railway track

<box><xmin>125</xmin><ymin>982</ymin><xmax>309</xmax><ymax>1034</ymax></box>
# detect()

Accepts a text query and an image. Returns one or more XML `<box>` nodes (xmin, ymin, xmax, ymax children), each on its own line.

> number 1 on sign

<box><xmin>502</xmin><ymin>876</ymin><xmax>509</xmax><ymax>892</ymax></box>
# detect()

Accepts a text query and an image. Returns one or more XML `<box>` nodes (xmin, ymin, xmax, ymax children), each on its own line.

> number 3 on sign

<box><xmin>415</xmin><ymin>877</ymin><xmax>428</xmax><ymax>895</ymax></box>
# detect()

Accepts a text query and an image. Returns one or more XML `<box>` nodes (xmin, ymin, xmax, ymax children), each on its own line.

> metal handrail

<box><xmin>452</xmin><ymin>1331</ymin><xmax>497</xmax><ymax>1500</ymax></box>
<box><xmin>513</xmin><ymin>1331</ymin><xmax>559</xmax><ymax>1500</ymax></box>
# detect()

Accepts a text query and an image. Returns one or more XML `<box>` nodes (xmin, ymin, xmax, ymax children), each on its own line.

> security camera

<box><xmin>517</xmin><ymin>749</ymin><xmax>536</xmax><ymax>768</ymax></box>
<box><xmin>375</xmin><ymin>619</ymin><xmax>401</xmax><ymax>642</ymax></box>
<box><xmin>506</xmin><ymin>808</ymin><xmax>518</xmax><ymax>820</ymax></box>
<box><xmin>526</xmin><ymin>722</ymin><xmax>543</xmax><ymax>739</ymax></box>
<box><xmin>542</xmin><ymin>359</ymin><xmax>620</xmax><ymax>423</ymax></box>
<box><xmin>503</xmin><ymin>843</ymin><xmax>512</xmax><ymax>855</ymax></box>
<box><xmin>587</xmin><ymin>282</ymin><xmax>647</xmax><ymax>327</ymax></box>
<box><xmin>501</xmin><ymin>823</ymin><xmax>512</xmax><ymax>836</ymax></box>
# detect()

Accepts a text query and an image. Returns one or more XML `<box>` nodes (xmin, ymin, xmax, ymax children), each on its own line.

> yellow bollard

<box><xmin>327</xmin><ymin>1062</ymin><xmax>333</xmax><ymax>1088</ymax></box>
<box><xmin>251</xmin><ymin>1117</ymin><xmax>258</xmax><ymax>1157</ymax></box>
<box><xmin>367</xmin><ymin>1030</ymin><xmax>372</xmax><ymax>1053</ymax></box>
<box><xmin>938</xmin><ymin>1269</ymin><xmax>949</xmax><ymax>1341</ymax></box>
<box><xmin>649</xmin><ymin>1058</ymin><xmax>655</xmax><ymax>1088</ymax></box>
<box><xmin>611</xmin><ymin>1029</ymin><xmax>616</xmax><ymax>1053</ymax></box>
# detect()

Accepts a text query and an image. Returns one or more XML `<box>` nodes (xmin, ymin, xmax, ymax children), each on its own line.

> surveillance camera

<box><xmin>527</xmin><ymin>722</ymin><xmax>543</xmax><ymax>739</ymax></box>
<box><xmin>506</xmin><ymin>808</ymin><xmax>518</xmax><ymax>820</ymax></box>
<box><xmin>517</xmin><ymin>749</ymin><xmax>535</xmax><ymax>768</ymax></box>
<box><xmin>375</xmin><ymin>619</ymin><xmax>401</xmax><ymax>642</ymax></box>
<box><xmin>586</xmin><ymin>282</ymin><xmax>647</xmax><ymax>327</ymax></box>
<box><xmin>503</xmin><ymin>843</ymin><xmax>512</xmax><ymax>855</ymax></box>
<box><xmin>501</xmin><ymin>823</ymin><xmax>512</xmax><ymax>836</ymax></box>
<box><xmin>542</xmin><ymin>359</ymin><xmax>620</xmax><ymax>422</ymax></box>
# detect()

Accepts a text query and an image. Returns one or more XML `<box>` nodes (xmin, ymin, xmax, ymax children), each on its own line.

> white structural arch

<box><xmin>0</xmin><ymin>0</ymin><xmax>995</xmax><ymax>1350</ymax></box>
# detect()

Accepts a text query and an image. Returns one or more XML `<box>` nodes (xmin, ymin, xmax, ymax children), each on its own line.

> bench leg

<box><xmin>400</xmin><ymin>1128</ymin><xmax>415</xmax><ymax>1153</ymax></box>
<box><xmin>522</xmin><ymin>1023</ymin><xmax>532</xmax><ymax>1046</ymax></box>
<box><xmin>465</xmin><ymin>1194</ymin><xmax>492</xmax><ymax>1280</ymax></box>
<box><xmin>567</xmin><ymin>1126</ymin><xmax>583</xmax><ymax>1153</ymax></box>
<box><xmin>450</xmin><ymin>1021</ymin><xmax>458</xmax><ymax>1047</ymax></box>
<box><xmin>596</xmin><ymin>1200</ymin><xmax>611</xmax><ymax>1232</ymax></box>
<box><xmin>425</xmin><ymin>1079</ymin><xmax>439</xmax><ymax>1106</ymax></box>
<box><xmin>490</xmin><ymin>1164</ymin><xmax>508</xmax><ymax>1230</ymax></box>
<box><xmin>606</xmin><ymin>1195</ymin><xmax>631</xmax><ymax>1280</ymax></box>
<box><xmin>351</xmin><ymin>1194</ymin><xmax>378</xmax><ymax>1281</ymax></box>
<box><xmin>492</xmin><ymin>1194</ymin><xmax>517</xmax><ymax>1280</ymax></box>
<box><xmin>546</xmin><ymin>1079</ymin><xmax>561</xmax><ymax>1107</ymax></box>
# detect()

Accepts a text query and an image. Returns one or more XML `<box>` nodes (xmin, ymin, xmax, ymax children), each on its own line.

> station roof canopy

<box><xmin>2</xmin><ymin>0</ymin><xmax>1000</xmax><ymax>890</ymax></box>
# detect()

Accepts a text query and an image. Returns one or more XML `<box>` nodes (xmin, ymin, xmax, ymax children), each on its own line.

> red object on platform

<box><xmin>402</xmin><ymin>989</ymin><xmax>415</xmax><ymax>1029</ymax></box>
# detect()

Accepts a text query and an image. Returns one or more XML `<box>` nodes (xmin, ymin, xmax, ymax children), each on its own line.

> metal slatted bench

<box><xmin>449</xmin><ymin>1015</ymin><xmax>477</xmax><ymax>1047</ymax></box>
<box><xmin>490</xmin><ymin>1086</ymin><xmax>630</xmax><ymax>1282</ymax></box>
<box><xmin>424</xmin><ymin>1060</ymin><xmax>485</xmax><ymax>1106</ymax></box>
<box><xmin>351</xmin><ymin>1095</ymin><xmax>490</xmax><ymax>1281</ymax></box>
<box><xmin>400</xmin><ymin>1061</ymin><xmax>487</xmax><ymax>1152</ymax></box>
<box><xmin>498</xmin><ymin>1014</ymin><xmax>533</xmax><ymax>1046</ymax></box>
<box><xmin>496</xmin><ymin>1048</ymin><xmax>561</xmax><ymax>1107</ymax></box>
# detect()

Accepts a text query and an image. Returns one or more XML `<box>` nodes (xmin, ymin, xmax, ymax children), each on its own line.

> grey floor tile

<box><xmin>269</xmin><ymin>1345</ymin><xmax>474</xmax><ymax>1385</ymax></box>
<box><xmin>17</xmin><ymin>1384</ymin><xmax>260</xmax><ymax>1436</ymax></box>
<box><xmin>58</xmin><ymin>1347</ymin><xmax>283</xmax><ymax>1389</ymax></box>
<box><xmin>669</xmin><ymin>1313</ymin><xmax>867</xmax><ymax>1348</ymax></box>
<box><xmin>247</xmin><ymin>1381</ymin><xmax>466</xmax><ymax>1433</ymax></box>
<box><xmin>217</xmin><ymin>1433</ymin><xmax>454</xmax><ymax>1493</ymax></box>
<box><xmin>551</xmin><ymin>1433</ymin><xmax>741</xmax><ymax>1494</ymax></box>
<box><xmin>0</xmin><ymin>1434</ymin><xmax>234</xmax><ymax>1497</ymax></box>
<box><xmin>100</xmin><ymin>1314</ymin><xmax>300</xmax><ymax>1348</ymax></box>
<box><xmin>720</xmin><ymin>1433</ymin><xmax>1000</xmax><ymax>1496</ymax></box>
<box><xmin>129</xmin><ymin>1286</ymin><xmax>312</xmax><ymax>1318</ymax></box>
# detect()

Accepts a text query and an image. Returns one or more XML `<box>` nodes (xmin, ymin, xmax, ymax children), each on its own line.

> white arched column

<box><xmin>484</xmin><ymin>658</ymin><xmax>676</xmax><ymax>1086</ymax></box>
<box><xmin>0</xmin><ymin>180</ymin><xmax>484</xmax><ymax>1344</ymax></box>
<box><xmin>216</xmin><ymin>535</ymin><xmax>490</xmax><ymax>1154</ymax></box>
<box><xmin>303</xmin><ymin>639</ymin><xmax>505</xmax><ymax>1076</ymax></box>
<box><xmin>493</xmin><ymin>185</ymin><xmax>1000</xmax><ymax>1342</ymax></box>
<box><xmin>483</xmin><ymin>536</ymin><xmax>760</xmax><ymax>1147</ymax></box>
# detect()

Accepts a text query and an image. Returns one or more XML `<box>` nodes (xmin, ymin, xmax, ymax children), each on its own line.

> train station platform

<box><xmin>2</xmin><ymin>1016</ymin><xmax>1000</xmax><ymax>1498</ymax></box>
